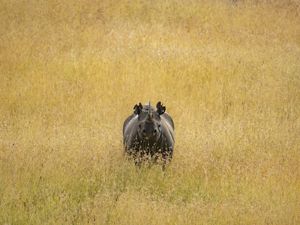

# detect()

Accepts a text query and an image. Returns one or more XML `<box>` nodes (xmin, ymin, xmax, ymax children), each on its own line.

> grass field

<box><xmin>0</xmin><ymin>0</ymin><xmax>300</xmax><ymax>224</ymax></box>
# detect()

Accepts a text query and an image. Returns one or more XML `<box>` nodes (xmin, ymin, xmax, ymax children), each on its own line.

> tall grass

<box><xmin>0</xmin><ymin>0</ymin><xmax>299</xmax><ymax>224</ymax></box>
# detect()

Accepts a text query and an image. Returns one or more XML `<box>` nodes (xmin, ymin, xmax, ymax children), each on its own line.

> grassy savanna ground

<box><xmin>1</xmin><ymin>0</ymin><xmax>300</xmax><ymax>224</ymax></box>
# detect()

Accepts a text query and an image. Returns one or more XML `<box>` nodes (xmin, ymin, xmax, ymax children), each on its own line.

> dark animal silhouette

<box><xmin>123</xmin><ymin>102</ymin><xmax>175</xmax><ymax>167</ymax></box>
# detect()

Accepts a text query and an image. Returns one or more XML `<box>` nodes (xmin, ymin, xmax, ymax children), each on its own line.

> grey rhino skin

<box><xmin>123</xmin><ymin>102</ymin><xmax>175</xmax><ymax>165</ymax></box>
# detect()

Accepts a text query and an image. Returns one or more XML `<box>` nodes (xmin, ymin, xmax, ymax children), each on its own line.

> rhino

<box><xmin>123</xmin><ymin>101</ymin><xmax>175</xmax><ymax>166</ymax></box>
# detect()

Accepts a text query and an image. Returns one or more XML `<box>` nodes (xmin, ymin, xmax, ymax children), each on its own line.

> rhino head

<box><xmin>133</xmin><ymin>101</ymin><xmax>166</xmax><ymax>143</ymax></box>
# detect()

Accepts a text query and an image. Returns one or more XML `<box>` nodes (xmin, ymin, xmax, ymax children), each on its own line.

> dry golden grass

<box><xmin>0</xmin><ymin>0</ymin><xmax>299</xmax><ymax>224</ymax></box>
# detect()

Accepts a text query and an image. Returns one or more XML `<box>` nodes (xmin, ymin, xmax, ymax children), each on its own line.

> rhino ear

<box><xmin>134</xmin><ymin>103</ymin><xmax>143</xmax><ymax>114</ymax></box>
<box><xmin>156</xmin><ymin>101</ymin><xmax>166</xmax><ymax>115</ymax></box>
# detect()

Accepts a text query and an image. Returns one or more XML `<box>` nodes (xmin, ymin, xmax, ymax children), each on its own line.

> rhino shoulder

<box><xmin>160</xmin><ymin>117</ymin><xmax>175</xmax><ymax>147</ymax></box>
<box><xmin>161</xmin><ymin>113</ymin><xmax>174</xmax><ymax>130</ymax></box>
<box><xmin>123</xmin><ymin>114</ymin><xmax>139</xmax><ymax>147</ymax></box>
<box><xmin>123</xmin><ymin>114</ymin><xmax>137</xmax><ymax>135</ymax></box>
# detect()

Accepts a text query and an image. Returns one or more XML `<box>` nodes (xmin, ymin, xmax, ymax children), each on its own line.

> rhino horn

<box><xmin>147</xmin><ymin>101</ymin><xmax>153</xmax><ymax>120</ymax></box>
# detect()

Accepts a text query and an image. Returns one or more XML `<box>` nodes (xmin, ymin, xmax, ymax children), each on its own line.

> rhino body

<box><xmin>123</xmin><ymin>102</ymin><xmax>175</xmax><ymax>165</ymax></box>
